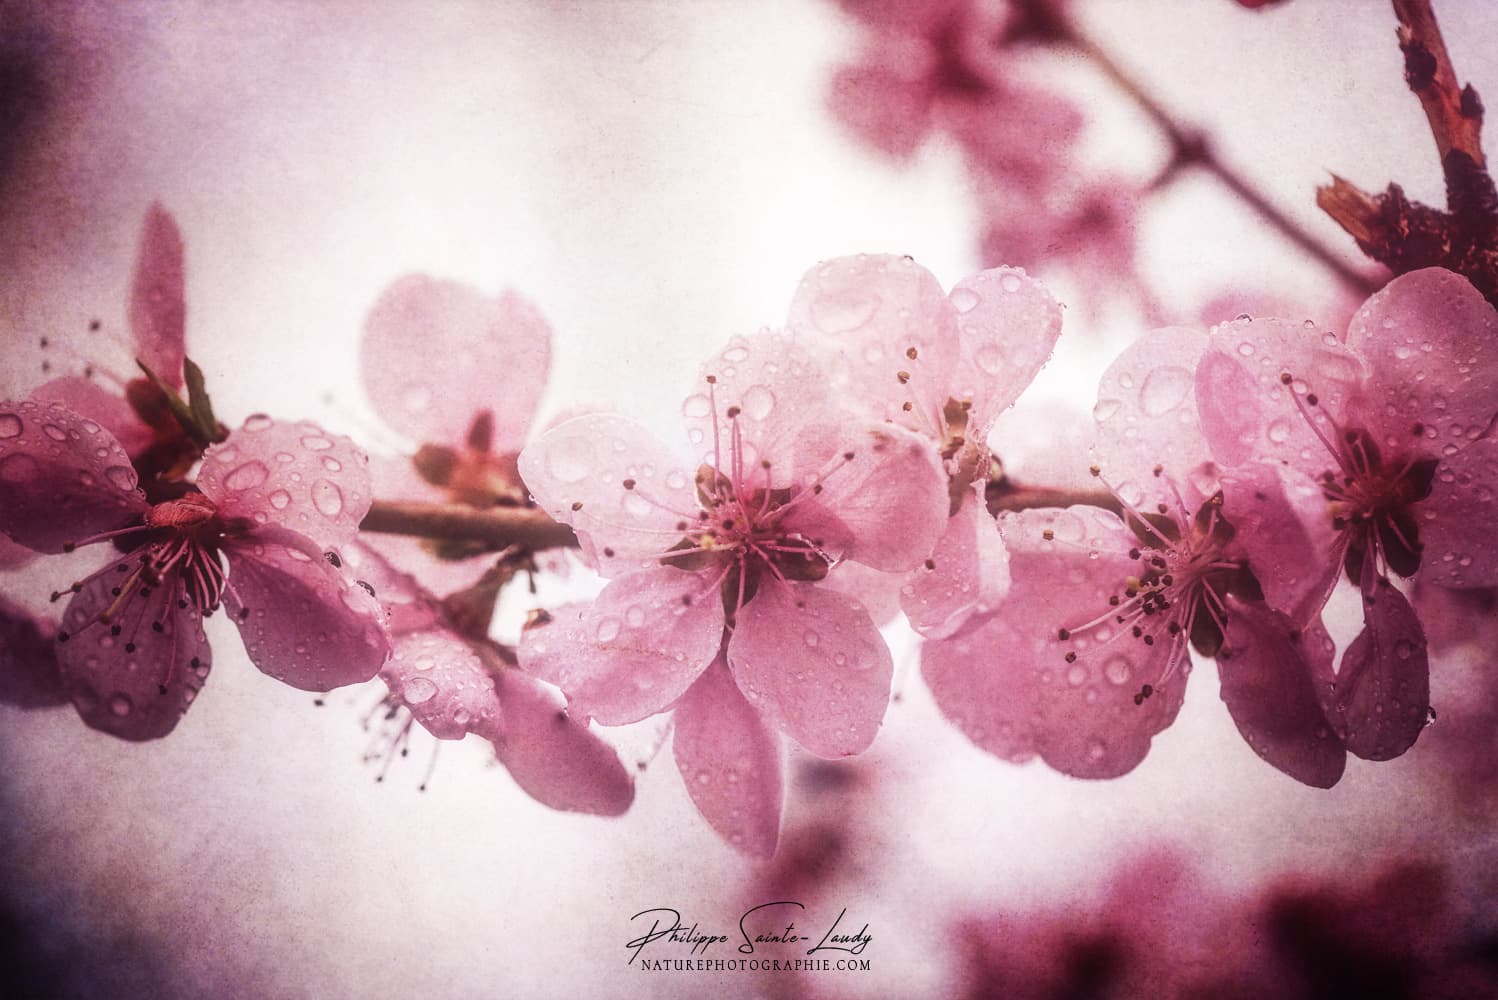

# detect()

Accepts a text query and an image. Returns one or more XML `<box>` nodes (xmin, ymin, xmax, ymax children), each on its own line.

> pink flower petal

<box><xmin>1346</xmin><ymin>268</ymin><xmax>1498</xmax><ymax>453</ymax></box>
<box><xmin>1198</xmin><ymin>317</ymin><xmax>1366</xmax><ymax>472</ymax></box>
<box><xmin>361</xmin><ymin>275</ymin><xmax>552</xmax><ymax>451</ymax></box>
<box><xmin>337</xmin><ymin>539</ymin><xmax>443</xmax><ymax>635</ymax></box>
<box><xmin>924</xmin><ymin>508</ymin><xmax>1189</xmax><ymax>779</ymax></box>
<box><xmin>0</xmin><ymin>532</ymin><xmax>38</xmax><ymax>571</ymax></box>
<box><xmin>197</xmin><ymin>417</ymin><xmax>372</xmax><ymax>549</ymax></box>
<box><xmin>819</xmin><ymin>557</ymin><xmax>905</xmax><ymax>627</ymax></box>
<box><xmin>381</xmin><ymin>627</ymin><xmax>500</xmax><ymax>740</ymax></box>
<box><xmin>57</xmin><ymin>569</ymin><xmax>211</xmax><ymax>740</ymax></box>
<box><xmin>516</xmin><ymin>567</ymin><xmax>724</xmax><ymax>725</ymax></box>
<box><xmin>30</xmin><ymin>376</ymin><xmax>154</xmax><ymax>459</ymax></box>
<box><xmin>1320</xmin><ymin>585</ymin><xmax>1429</xmax><ymax>761</ymax></box>
<box><xmin>1219</xmin><ymin>598</ymin><xmax>1345</xmax><ymax>788</ymax></box>
<box><xmin>517</xmin><ymin>413</ymin><xmax>697</xmax><ymax>576</ymax></box>
<box><xmin>0</xmin><ymin>400</ymin><xmax>148</xmax><ymax>553</ymax></box>
<box><xmin>481</xmin><ymin>668</ymin><xmax>635</xmax><ymax>816</ymax></box>
<box><xmin>223</xmin><ymin>528</ymin><xmax>391</xmax><ymax>691</ymax></box>
<box><xmin>787</xmin><ymin>421</ymin><xmax>947</xmax><ymax>572</ymax></box>
<box><xmin>1092</xmin><ymin>327</ymin><xmax>1211</xmax><ymax>509</ymax></box>
<box><xmin>685</xmin><ymin>330</ymin><xmax>842</xmax><ymax>487</ymax></box>
<box><xmin>0</xmin><ymin>597</ymin><xmax>65</xmax><ymax>708</ymax></box>
<box><xmin>129</xmin><ymin>204</ymin><xmax>187</xmax><ymax>389</ymax></box>
<box><xmin>901</xmin><ymin>486</ymin><xmax>1010</xmax><ymax>639</ymax></box>
<box><xmin>1420</xmin><ymin>437</ymin><xmax>1498</xmax><ymax>589</ymax></box>
<box><xmin>1220</xmin><ymin>462</ymin><xmax>1341</xmax><ymax>621</ymax></box>
<box><xmin>786</xmin><ymin>255</ymin><xmax>959</xmax><ymax>438</ymax></box>
<box><xmin>828</xmin><ymin>60</ymin><xmax>933</xmax><ymax>159</ymax></box>
<box><xmin>727</xmin><ymin>578</ymin><xmax>892</xmax><ymax>758</ymax></box>
<box><xmin>946</xmin><ymin>266</ymin><xmax>1063</xmax><ymax>435</ymax></box>
<box><xmin>673</xmin><ymin>658</ymin><xmax>784</xmax><ymax>857</ymax></box>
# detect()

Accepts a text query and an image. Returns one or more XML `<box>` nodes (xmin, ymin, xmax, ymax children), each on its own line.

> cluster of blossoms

<box><xmin>3</xmin><ymin>201</ymin><xmax>1496</xmax><ymax>858</ymax></box>
<box><xmin>828</xmin><ymin>0</ymin><xmax>1150</xmax><ymax>311</ymax></box>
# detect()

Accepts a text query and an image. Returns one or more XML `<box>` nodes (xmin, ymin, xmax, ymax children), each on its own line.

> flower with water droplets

<box><xmin>924</xmin><ymin>328</ymin><xmax>1348</xmax><ymax>785</ymax></box>
<box><xmin>787</xmin><ymin>254</ymin><xmax>1063</xmax><ymax>639</ymax></box>
<box><xmin>359</xmin><ymin>274</ymin><xmax>554</xmax><ymax>588</ymax></box>
<box><xmin>0</xmin><ymin>401</ymin><xmax>390</xmax><ymax>740</ymax></box>
<box><xmin>336</xmin><ymin>542</ymin><xmax>635</xmax><ymax>815</ymax></box>
<box><xmin>516</xmin><ymin>329</ymin><xmax>948</xmax><ymax>855</ymax></box>
<box><xmin>30</xmin><ymin>204</ymin><xmax>219</xmax><ymax>483</ymax></box>
<box><xmin>1195</xmin><ymin>268</ymin><xmax>1498</xmax><ymax>761</ymax></box>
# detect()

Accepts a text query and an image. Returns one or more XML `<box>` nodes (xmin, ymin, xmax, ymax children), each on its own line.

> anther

<box><xmin>906</xmin><ymin>347</ymin><xmax>918</xmax><ymax>360</ymax></box>
<box><xmin>897</xmin><ymin>370</ymin><xmax>911</xmax><ymax>384</ymax></box>
<box><xmin>726</xmin><ymin>406</ymin><xmax>741</xmax><ymax>419</ymax></box>
<box><xmin>124</xmin><ymin>642</ymin><xmax>136</xmax><ymax>653</ymax></box>
<box><xmin>1042</xmin><ymin>529</ymin><xmax>1055</xmax><ymax>541</ymax></box>
<box><xmin>571</xmin><ymin>501</ymin><xmax>583</xmax><ymax>511</ymax></box>
<box><xmin>1057</xmin><ymin>628</ymin><xmax>1071</xmax><ymax>640</ymax></box>
<box><xmin>924</xmin><ymin>559</ymin><xmax>936</xmax><ymax>570</ymax></box>
<box><xmin>622</xmin><ymin>479</ymin><xmax>636</xmax><ymax>490</ymax></box>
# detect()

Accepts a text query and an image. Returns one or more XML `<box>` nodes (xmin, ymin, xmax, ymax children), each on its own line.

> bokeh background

<box><xmin>2</xmin><ymin>1</ymin><xmax>1497</xmax><ymax>996</ymax></box>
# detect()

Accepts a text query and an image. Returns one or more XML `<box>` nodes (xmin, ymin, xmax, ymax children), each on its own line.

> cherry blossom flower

<box><xmin>359</xmin><ymin>274</ymin><xmax>553</xmax><ymax>591</ymax></box>
<box><xmin>336</xmin><ymin>542</ymin><xmax>634</xmax><ymax>816</ymax></box>
<box><xmin>0</xmin><ymin>400</ymin><xmax>390</xmax><ymax>740</ymax></box>
<box><xmin>925</xmin><ymin>328</ymin><xmax>1346</xmax><ymax>785</ymax></box>
<box><xmin>31</xmin><ymin>204</ymin><xmax>212</xmax><ymax>483</ymax></box>
<box><xmin>1195</xmin><ymin>268</ymin><xmax>1498</xmax><ymax>760</ymax></box>
<box><xmin>0</xmin><ymin>596</ymin><xmax>65</xmax><ymax>710</ymax></box>
<box><xmin>786</xmin><ymin>254</ymin><xmax>1062</xmax><ymax>638</ymax></box>
<box><xmin>516</xmin><ymin>330</ymin><xmax>948</xmax><ymax>854</ymax></box>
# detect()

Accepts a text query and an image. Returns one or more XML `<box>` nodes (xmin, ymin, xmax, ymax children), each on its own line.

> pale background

<box><xmin>2</xmin><ymin>1</ymin><xmax>1496</xmax><ymax>996</ymax></box>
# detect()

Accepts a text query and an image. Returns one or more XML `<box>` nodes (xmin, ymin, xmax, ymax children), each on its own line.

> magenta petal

<box><xmin>1219</xmin><ymin>599</ymin><xmax>1345</xmax><ymax>788</ymax></box>
<box><xmin>0</xmin><ymin>597</ymin><xmax>65</xmax><ymax>708</ymax></box>
<box><xmin>924</xmin><ymin>508</ymin><xmax>1188</xmax><ymax>779</ymax></box>
<box><xmin>1346</xmin><ymin>268</ymin><xmax>1498</xmax><ymax>452</ymax></box>
<box><xmin>786</xmin><ymin>255</ymin><xmax>959</xmax><ymax>435</ymax></box>
<box><xmin>57</xmin><ymin>570</ymin><xmax>210</xmax><ymax>740</ymax></box>
<box><xmin>197</xmin><ymin>417</ymin><xmax>372</xmax><ymax>549</ymax></box>
<box><xmin>1220</xmin><ymin>462</ymin><xmax>1341</xmax><ymax>621</ymax></box>
<box><xmin>947</xmin><ymin>267</ymin><xmax>1063</xmax><ymax>434</ymax></box>
<box><xmin>685</xmin><ymin>331</ymin><xmax>841</xmax><ymax>486</ymax></box>
<box><xmin>1421</xmin><ymin>438</ymin><xmax>1498</xmax><ymax>588</ymax></box>
<box><xmin>381</xmin><ymin>627</ymin><xmax>500</xmax><ymax>739</ymax></box>
<box><xmin>727</xmin><ymin>578</ymin><xmax>892</xmax><ymax>758</ymax></box>
<box><xmin>1198</xmin><ymin>317</ymin><xmax>1365</xmax><ymax>471</ymax></box>
<box><xmin>902</xmin><ymin>487</ymin><xmax>1010</xmax><ymax>639</ymax></box>
<box><xmin>337</xmin><ymin>540</ymin><xmax>443</xmax><ymax>636</ymax></box>
<box><xmin>1322</xmin><ymin>586</ymin><xmax>1430</xmax><ymax>761</ymax></box>
<box><xmin>481</xmin><ymin>669</ymin><xmax>635</xmax><ymax>816</ymax></box>
<box><xmin>673</xmin><ymin>659</ymin><xmax>784</xmax><ymax>857</ymax></box>
<box><xmin>819</xmin><ymin>558</ymin><xmax>905</xmax><ymax>627</ymax></box>
<box><xmin>30</xmin><ymin>376</ymin><xmax>154</xmax><ymax>459</ymax></box>
<box><xmin>1092</xmin><ymin>327</ymin><xmax>1209</xmax><ymax>509</ymax></box>
<box><xmin>361</xmin><ymin>275</ymin><xmax>552</xmax><ymax>451</ymax></box>
<box><xmin>517</xmin><ymin>413</ymin><xmax>697</xmax><ymax>575</ymax></box>
<box><xmin>517</xmin><ymin>567</ymin><xmax>724</xmax><ymax>725</ymax></box>
<box><xmin>788</xmin><ymin>422</ymin><xmax>947</xmax><ymax>571</ymax></box>
<box><xmin>0</xmin><ymin>400</ymin><xmax>148</xmax><ymax>553</ymax></box>
<box><xmin>828</xmin><ymin>61</ymin><xmax>932</xmax><ymax>159</ymax></box>
<box><xmin>223</xmin><ymin>529</ymin><xmax>391</xmax><ymax>691</ymax></box>
<box><xmin>0</xmin><ymin>533</ymin><xmax>38</xmax><ymax>571</ymax></box>
<box><xmin>129</xmin><ymin>204</ymin><xmax>187</xmax><ymax>389</ymax></box>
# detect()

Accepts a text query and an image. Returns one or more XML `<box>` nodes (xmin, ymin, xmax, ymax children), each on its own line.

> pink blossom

<box><xmin>31</xmin><ymin>204</ymin><xmax>208</xmax><ymax>483</ymax></box>
<box><xmin>338</xmin><ymin>542</ymin><xmax>634</xmax><ymax>816</ymax></box>
<box><xmin>0</xmin><ymin>401</ymin><xmax>390</xmax><ymax>740</ymax></box>
<box><xmin>359</xmin><ymin>274</ymin><xmax>553</xmax><ymax>591</ymax></box>
<box><xmin>924</xmin><ymin>328</ymin><xmax>1346</xmax><ymax>784</ymax></box>
<box><xmin>786</xmin><ymin>254</ymin><xmax>1062</xmax><ymax>638</ymax></box>
<box><xmin>0</xmin><ymin>596</ymin><xmax>66</xmax><ymax>710</ymax></box>
<box><xmin>517</xmin><ymin>331</ymin><xmax>947</xmax><ymax>853</ymax></box>
<box><xmin>1195</xmin><ymin>268</ymin><xmax>1498</xmax><ymax>759</ymax></box>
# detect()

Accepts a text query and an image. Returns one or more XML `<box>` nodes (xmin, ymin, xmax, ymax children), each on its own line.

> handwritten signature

<box><xmin>626</xmin><ymin>902</ymin><xmax>872</xmax><ymax>964</ymax></box>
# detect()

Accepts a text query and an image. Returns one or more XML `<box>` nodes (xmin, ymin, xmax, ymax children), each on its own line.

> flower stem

<box><xmin>360</xmin><ymin>501</ymin><xmax>578</xmax><ymax>550</ymax></box>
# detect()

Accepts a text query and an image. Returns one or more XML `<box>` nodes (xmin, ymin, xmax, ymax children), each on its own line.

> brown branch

<box><xmin>986</xmin><ymin>481</ymin><xmax>1121</xmax><ymax>517</ymax></box>
<box><xmin>1393</xmin><ymin>0</ymin><xmax>1485</xmax><ymax>168</ymax></box>
<box><xmin>360</xmin><ymin>501</ymin><xmax>578</xmax><ymax>551</ymax></box>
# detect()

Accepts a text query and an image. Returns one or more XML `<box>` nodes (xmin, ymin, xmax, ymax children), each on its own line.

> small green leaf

<box><xmin>183</xmin><ymin>357</ymin><xmax>226</xmax><ymax>443</ymax></box>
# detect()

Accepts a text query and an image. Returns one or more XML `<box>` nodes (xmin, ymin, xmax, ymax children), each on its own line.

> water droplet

<box><xmin>1103</xmin><ymin>656</ymin><xmax>1131</xmax><ymax>685</ymax></box>
<box><xmin>1092</xmin><ymin>398</ymin><xmax>1121</xmax><ymax>422</ymax></box>
<box><xmin>742</xmin><ymin>385</ymin><xmax>775</xmax><ymax>421</ymax></box>
<box><xmin>300</xmin><ymin>434</ymin><xmax>334</xmax><ymax>451</ymax></box>
<box><xmin>225</xmin><ymin>461</ymin><xmax>270</xmax><ymax>490</ymax></box>
<box><xmin>722</xmin><ymin>345</ymin><xmax>750</xmax><ymax>363</ymax></box>
<box><xmin>811</xmin><ymin>292</ymin><xmax>878</xmax><ymax>334</ymax></box>
<box><xmin>1066</xmin><ymin>664</ymin><xmax>1088</xmax><ymax>687</ymax></box>
<box><xmin>595</xmin><ymin>617</ymin><xmax>622</xmax><ymax>643</ymax></box>
<box><xmin>404</xmin><ymin>676</ymin><xmax>438</xmax><ymax>705</ymax></box>
<box><xmin>1236</xmin><ymin>342</ymin><xmax>1254</xmax><ymax>357</ymax></box>
<box><xmin>1267</xmin><ymin>418</ymin><xmax>1292</xmax><ymax>443</ymax></box>
<box><xmin>665</xmin><ymin>470</ymin><xmax>688</xmax><ymax>491</ymax></box>
<box><xmin>1086</xmin><ymin>739</ymin><xmax>1107</xmax><ymax>762</ymax></box>
<box><xmin>625</xmin><ymin>605</ymin><xmax>646</xmax><ymax>627</ymax></box>
<box><xmin>266</xmin><ymin>489</ymin><xmax>291</xmax><ymax>510</ymax></box>
<box><xmin>109</xmin><ymin>694</ymin><xmax>133</xmax><ymax>717</ymax></box>
<box><xmin>623</xmin><ymin>493</ymin><xmax>651</xmax><ymax>518</ymax></box>
<box><xmin>321</xmin><ymin>456</ymin><xmax>342</xmax><ymax>472</ymax></box>
<box><xmin>312</xmin><ymin>479</ymin><xmax>344</xmax><ymax>517</ymax></box>
<box><xmin>243</xmin><ymin>414</ymin><xmax>274</xmax><ymax>432</ymax></box>
<box><xmin>975</xmin><ymin>345</ymin><xmax>1004</xmax><ymax>375</ymax></box>
<box><xmin>545</xmin><ymin>436</ymin><xmax>594</xmax><ymax>483</ymax></box>
<box><xmin>803</xmin><ymin>629</ymin><xmax>820</xmax><ymax>648</ymax></box>
<box><xmin>42</xmin><ymin>423</ymin><xmax>67</xmax><ymax>442</ymax></box>
<box><xmin>1138</xmin><ymin>366</ymin><xmax>1192</xmax><ymax>416</ymax></box>
<box><xmin>0</xmin><ymin>414</ymin><xmax>21</xmax><ymax>438</ymax></box>
<box><xmin>1395</xmin><ymin>640</ymin><xmax>1414</xmax><ymax>660</ymax></box>
<box><xmin>999</xmin><ymin>273</ymin><xmax>1022</xmax><ymax>293</ymax></box>
<box><xmin>682</xmin><ymin>394</ymin><xmax>711</xmax><ymax>419</ymax></box>
<box><xmin>950</xmin><ymin>287</ymin><xmax>980</xmax><ymax>313</ymax></box>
